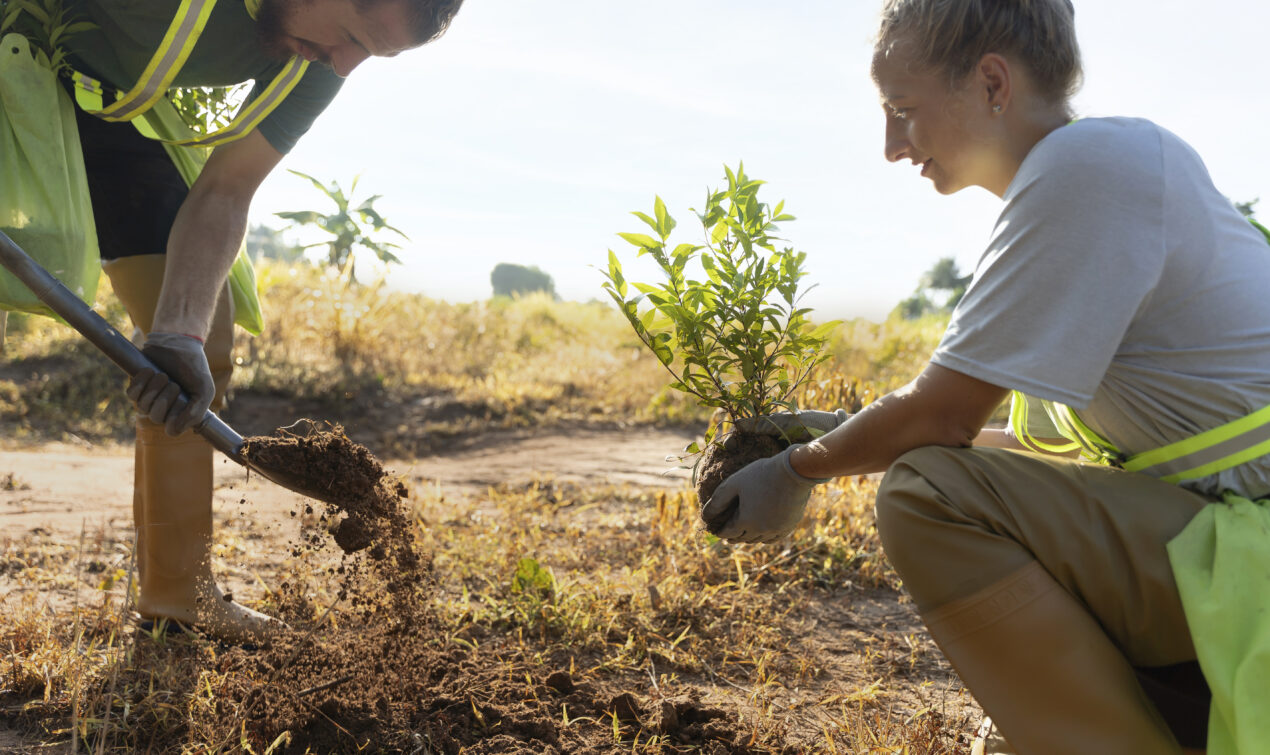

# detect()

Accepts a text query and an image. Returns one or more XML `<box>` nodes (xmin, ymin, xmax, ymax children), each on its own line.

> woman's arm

<box><xmin>790</xmin><ymin>363</ymin><xmax>1010</xmax><ymax>478</ymax></box>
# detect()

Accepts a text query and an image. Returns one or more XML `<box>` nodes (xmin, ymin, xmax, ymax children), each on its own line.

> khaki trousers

<box><xmin>875</xmin><ymin>446</ymin><xmax>1210</xmax><ymax>752</ymax></box>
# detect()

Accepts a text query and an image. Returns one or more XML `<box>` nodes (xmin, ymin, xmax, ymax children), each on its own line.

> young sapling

<box><xmin>601</xmin><ymin>164</ymin><xmax>838</xmax><ymax>503</ymax></box>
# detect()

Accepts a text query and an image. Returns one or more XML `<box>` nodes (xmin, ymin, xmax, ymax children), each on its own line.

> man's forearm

<box><xmin>149</xmin><ymin>130</ymin><xmax>281</xmax><ymax>339</ymax></box>
<box><xmin>152</xmin><ymin>187</ymin><xmax>249</xmax><ymax>338</ymax></box>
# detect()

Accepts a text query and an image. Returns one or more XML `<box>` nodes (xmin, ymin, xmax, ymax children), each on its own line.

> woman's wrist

<box><xmin>788</xmin><ymin>441</ymin><xmax>833</xmax><ymax>481</ymax></box>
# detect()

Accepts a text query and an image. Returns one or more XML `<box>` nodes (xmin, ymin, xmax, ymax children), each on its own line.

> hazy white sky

<box><xmin>249</xmin><ymin>0</ymin><xmax>1270</xmax><ymax>322</ymax></box>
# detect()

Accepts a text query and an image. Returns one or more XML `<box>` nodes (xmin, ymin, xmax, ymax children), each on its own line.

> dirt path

<box><xmin>0</xmin><ymin>427</ymin><xmax>697</xmax><ymax>544</ymax></box>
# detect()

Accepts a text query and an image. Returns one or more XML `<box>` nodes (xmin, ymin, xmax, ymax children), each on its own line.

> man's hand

<box><xmin>734</xmin><ymin>409</ymin><xmax>849</xmax><ymax>443</ymax></box>
<box><xmin>699</xmin><ymin>445</ymin><xmax>831</xmax><ymax>544</ymax></box>
<box><xmin>128</xmin><ymin>332</ymin><xmax>214</xmax><ymax>435</ymax></box>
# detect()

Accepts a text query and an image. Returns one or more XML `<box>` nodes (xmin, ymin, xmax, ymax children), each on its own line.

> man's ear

<box><xmin>976</xmin><ymin>53</ymin><xmax>1013</xmax><ymax>113</ymax></box>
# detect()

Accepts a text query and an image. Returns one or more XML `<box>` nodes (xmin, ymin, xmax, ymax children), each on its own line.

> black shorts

<box><xmin>74</xmin><ymin>103</ymin><xmax>187</xmax><ymax>261</ymax></box>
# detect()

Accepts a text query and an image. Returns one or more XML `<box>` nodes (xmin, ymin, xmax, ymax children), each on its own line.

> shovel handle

<box><xmin>0</xmin><ymin>230</ymin><xmax>245</xmax><ymax>460</ymax></box>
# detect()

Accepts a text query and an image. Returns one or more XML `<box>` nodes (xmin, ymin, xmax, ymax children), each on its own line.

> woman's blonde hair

<box><xmin>876</xmin><ymin>0</ymin><xmax>1083</xmax><ymax>106</ymax></box>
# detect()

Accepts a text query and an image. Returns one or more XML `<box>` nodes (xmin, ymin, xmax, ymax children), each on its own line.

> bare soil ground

<box><xmin>0</xmin><ymin>427</ymin><xmax>696</xmax><ymax>550</ymax></box>
<box><xmin>1</xmin><ymin>426</ymin><xmax>981</xmax><ymax>752</ymax></box>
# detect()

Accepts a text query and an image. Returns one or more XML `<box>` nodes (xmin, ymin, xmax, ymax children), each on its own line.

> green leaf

<box><xmin>606</xmin><ymin>250</ymin><xmax>628</xmax><ymax>298</ymax></box>
<box><xmin>617</xmin><ymin>232</ymin><xmax>661</xmax><ymax>251</ymax></box>
<box><xmin>639</xmin><ymin>304</ymin><xmax>658</xmax><ymax>331</ymax></box>
<box><xmin>511</xmin><ymin>557</ymin><xmax>555</xmax><ymax>599</ymax></box>
<box><xmin>651</xmin><ymin>333</ymin><xmax>675</xmax><ymax>366</ymax></box>
<box><xmin>17</xmin><ymin>0</ymin><xmax>49</xmax><ymax>24</ymax></box>
<box><xmin>654</xmin><ymin>196</ymin><xmax>677</xmax><ymax>237</ymax></box>
<box><xmin>631</xmin><ymin>210</ymin><xmax>659</xmax><ymax>234</ymax></box>
<box><xmin>806</xmin><ymin>321</ymin><xmax>840</xmax><ymax>342</ymax></box>
<box><xmin>274</xmin><ymin>210</ymin><xmax>323</xmax><ymax>224</ymax></box>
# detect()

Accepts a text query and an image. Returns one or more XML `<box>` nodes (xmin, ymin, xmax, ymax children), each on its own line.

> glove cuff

<box><xmin>780</xmin><ymin>444</ymin><xmax>833</xmax><ymax>486</ymax></box>
<box><xmin>146</xmin><ymin>331</ymin><xmax>206</xmax><ymax>348</ymax></box>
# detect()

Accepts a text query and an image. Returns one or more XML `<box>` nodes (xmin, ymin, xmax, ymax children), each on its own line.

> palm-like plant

<box><xmin>275</xmin><ymin>170</ymin><xmax>408</xmax><ymax>283</ymax></box>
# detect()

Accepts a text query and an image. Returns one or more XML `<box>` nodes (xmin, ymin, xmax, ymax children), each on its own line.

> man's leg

<box><xmin>78</xmin><ymin>107</ymin><xmax>276</xmax><ymax>643</ymax></box>
<box><xmin>875</xmin><ymin>446</ymin><xmax>1208</xmax><ymax>755</ymax></box>
<box><xmin>105</xmin><ymin>255</ymin><xmax>276</xmax><ymax>643</ymax></box>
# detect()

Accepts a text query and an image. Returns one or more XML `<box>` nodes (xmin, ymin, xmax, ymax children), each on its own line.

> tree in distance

<box><xmin>894</xmin><ymin>256</ymin><xmax>972</xmax><ymax>320</ymax></box>
<box><xmin>491</xmin><ymin>263</ymin><xmax>556</xmax><ymax>299</ymax></box>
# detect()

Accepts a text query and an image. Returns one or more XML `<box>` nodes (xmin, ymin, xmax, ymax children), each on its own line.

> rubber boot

<box><xmin>133</xmin><ymin>418</ymin><xmax>277</xmax><ymax>643</ymax></box>
<box><xmin>924</xmin><ymin>561</ymin><xmax>1183</xmax><ymax>755</ymax></box>
<box><xmin>106</xmin><ymin>254</ymin><xmax>279</xmax><ymax>644</ymax></box>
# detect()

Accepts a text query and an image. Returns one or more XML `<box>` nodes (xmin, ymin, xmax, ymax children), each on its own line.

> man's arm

<box><xmin>152</xmin><ymin>130</ymin><xmax>283</xmax><ymax>337</ymax></box>
<box><xmin>128</xmin><ymin>130</ymin><xmax>282</xmax><ymax>435</ymax></box>
<box><xmin>790</xmin><ymin>363</ymin><xmax>1010</xmax><ymax>478</ymax></box>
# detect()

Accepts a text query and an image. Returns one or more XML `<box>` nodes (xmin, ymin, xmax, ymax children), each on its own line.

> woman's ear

<box><xmin>976</xmin><ymin>53</ymin><xmax>1013</xmax><ymax>114</ymax></box>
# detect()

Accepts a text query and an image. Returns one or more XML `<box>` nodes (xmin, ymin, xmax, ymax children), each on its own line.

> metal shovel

<box><xmin>0</xmin><ymin>229</ymin><xmax>341</xmax><ymax>505</ymax></box>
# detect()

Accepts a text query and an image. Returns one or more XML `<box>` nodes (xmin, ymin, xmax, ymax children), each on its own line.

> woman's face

<box><xmin>871</xmin><ymin>43</ymin><xmax>1000</xmax><ymax>195</ymax></box>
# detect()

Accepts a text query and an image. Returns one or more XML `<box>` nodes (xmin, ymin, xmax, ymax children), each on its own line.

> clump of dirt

<box><xmin>241</xmin><ymin>421</ymin><xmax>410</xmax><ymax>561</ymax></box>
<box><xmin>695</xmin><ymin>431</ymin><xmax>787</xmax><ymax>504</ymax></box>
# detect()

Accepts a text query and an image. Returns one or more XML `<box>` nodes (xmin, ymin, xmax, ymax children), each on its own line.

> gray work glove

<box><xmin>127</xmin><ymin>331</ymin><xmax>214</xmax><ymax>436</ymax></box>
<box><xmin>699</xmin><ymin>444</ymin><xmax>832</xmax><ymax>544</ymax></box>
<box><xmin>735</xmin><ymin>408</ymin><xmax>849</xmax><ymax>443</ymax></box>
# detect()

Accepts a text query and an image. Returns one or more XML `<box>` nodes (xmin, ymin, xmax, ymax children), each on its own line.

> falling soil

<box><xmin>71</xmin><ymin>421</ymin><xmax>761</xmax><ymax>753</ymax></box>
<box><xmin>241</xmin><ymin>421</ymin><xmax>409</xmax><ymax>560</ymax></box>
<box><xmin>695</xmin><ymin>431</ymin><xmax>788</xmax><ymax>505</ymax></box>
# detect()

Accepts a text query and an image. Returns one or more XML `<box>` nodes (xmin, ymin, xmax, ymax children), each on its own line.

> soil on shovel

<box><xmin>695</xmin><ymin>431</ymin><xmax>788</xmax><ymax>505</ymax></box>
<box><xmin>241</xmin><ymin>422</ymin><xmax>409</xmax><ymax>561</ymax></box>
<box><xmin>66</xmin><ymin>422</ymin><xmax>762</xmax><ymax>753</ymax></box>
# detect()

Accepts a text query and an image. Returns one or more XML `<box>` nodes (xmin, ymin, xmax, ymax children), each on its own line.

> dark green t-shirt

<box><xmin>62</xmin><ymin>0</ymin><xmax>343</xmax><ymax>153</ymax></box>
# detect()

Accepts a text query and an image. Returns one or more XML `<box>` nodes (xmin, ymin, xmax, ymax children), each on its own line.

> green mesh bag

<box><xmin>0</xmin><ymin>32</ymin><xmax>99</xmax><ymax>316</ymax></box>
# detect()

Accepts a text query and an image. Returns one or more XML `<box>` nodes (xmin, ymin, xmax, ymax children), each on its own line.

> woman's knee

<box><xmin>876</xmin><ymin>446</ymin><xmax>961</xmax><ymax>540</ymax></box>
<box><xmin>875</xmin><ymin>446</ymin><xmax>1033</xmax><ymax>609</ymax></box>
<box><xmin>874</xmin><ymin>446</ymin><xmax>965</xmax><ymax>570</ymax></box>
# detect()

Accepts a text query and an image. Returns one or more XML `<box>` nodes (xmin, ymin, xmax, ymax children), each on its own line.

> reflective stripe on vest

<box><xmin>72</xmin><ymin>0</ymin><xmax>308</xmax><ymax>147</ymax></box>
<box><xmin>1010</xmin><ymin>391</ymin><xmax>1270</xmax><ymax>485</ymax></box>
<box><xmin>1123</xmin><ymin>403</ymin><xmax>1270</xmax><ymax>483</ymax></box>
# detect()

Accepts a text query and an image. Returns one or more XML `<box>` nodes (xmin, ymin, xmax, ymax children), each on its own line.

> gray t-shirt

<box><xmin>934</xmin><ymin>117</ymin><xmax>1270</xmax><ymax>498</ymax></box>
<box><xmin>62</xmin><ymin>0</ymin><xmax>343</xmax><ymax>154</ymax></box>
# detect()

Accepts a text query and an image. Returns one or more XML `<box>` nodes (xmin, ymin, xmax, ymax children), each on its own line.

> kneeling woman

<box><xmin>700</xmin><ymin>1</ymin><xmax>1270</xmax><ymax>752</ymax></box>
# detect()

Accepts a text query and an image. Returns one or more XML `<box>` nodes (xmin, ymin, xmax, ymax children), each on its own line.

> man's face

<box><xmin>257</xmin><ymin>0</ymin><xmax>421</xmax><ymax>78</ymax></box>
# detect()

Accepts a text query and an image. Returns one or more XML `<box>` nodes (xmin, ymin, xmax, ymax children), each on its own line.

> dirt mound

<box><xmin>74</xmin><ymin>424</ymin><xmax>759</xmax><ymax>753</ymax></box>
<box><xmin>216</xmin><ymin>643</ymin><xmax>749</xmax><ymax>754</ymax></box>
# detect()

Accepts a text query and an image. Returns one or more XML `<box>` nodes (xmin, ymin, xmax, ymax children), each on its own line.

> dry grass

<box><xmin>0</xmin><ymin>260</ymin><xmax>974</xmax><ymax>752</ymax></box>
<box><xmin>0</xmin><ymin>261</ymin><xmax>951</xmax><ymax>449</ymax></box>
<box><xmin>2</xmin><ymin>477</ymin><xmax>976</xmax><ymax>753</ymax></box>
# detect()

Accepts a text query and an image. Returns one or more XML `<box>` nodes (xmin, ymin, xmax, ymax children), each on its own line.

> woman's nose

<box><xmin>884</xmin><ymin>117</ymin><xmax>910</xmax><ymax>163</ymax></box>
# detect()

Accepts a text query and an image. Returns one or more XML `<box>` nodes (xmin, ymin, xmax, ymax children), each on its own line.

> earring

<box><xmin>992</xmin><ymin>104</ymin><xmax>1003</xmax><ymax>114</ymax></box>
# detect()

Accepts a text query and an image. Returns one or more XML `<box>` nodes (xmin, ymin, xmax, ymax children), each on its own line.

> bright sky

<box><xmin>249</xmin><ymin>0</ymin><xmax>1270</xmax><ymax>323</ymax></box>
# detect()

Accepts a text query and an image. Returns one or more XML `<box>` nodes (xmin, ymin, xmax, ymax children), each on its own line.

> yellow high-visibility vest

<box><xmin>70</xmin><ymin>0</ymin><xmax>308</xmax><ymax>148</ymax></box>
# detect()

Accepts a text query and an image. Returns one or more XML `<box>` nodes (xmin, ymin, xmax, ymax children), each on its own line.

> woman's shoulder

<box><xmin>1012</xmin><ymin>117</ymin><xmax>1170</xmax><ymax>194</ymax></box>
<box><xmin>1033</xmin><ymin>117</ymin><xmax>1166</xmax><ymax>164</ymax></box>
